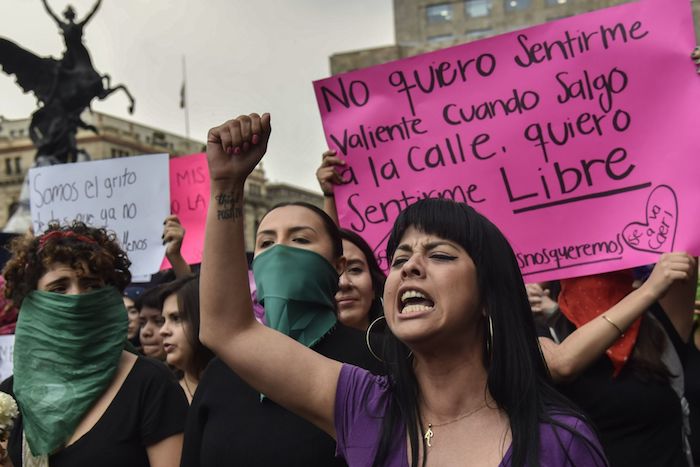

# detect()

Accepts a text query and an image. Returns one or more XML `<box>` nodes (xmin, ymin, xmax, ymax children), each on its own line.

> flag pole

<box><xmin>182</xmin><ymin>55</ymin><xmax>190</xmax><ymax>139</ymax></box>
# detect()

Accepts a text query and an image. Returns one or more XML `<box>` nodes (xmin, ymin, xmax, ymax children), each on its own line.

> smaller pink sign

<box><xmin>161</xmin><ymin>153</ymin><xmax>209</xmax><ymax>269</ymax></box>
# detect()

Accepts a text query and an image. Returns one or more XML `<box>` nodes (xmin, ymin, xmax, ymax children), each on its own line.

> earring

<box><xmin>485</xmin><ymin>314</ymin><xmax>494</xmax><ymax>361</ymax></box>
<box><xmin>365</xmin><ymin>316</ymin><xmax>386</xmax><ymax>362</ymax></box>
<box><xmin>365</xmin><ymin>316</ymin><xmax>413</xmax><ymax>363</ymax></box>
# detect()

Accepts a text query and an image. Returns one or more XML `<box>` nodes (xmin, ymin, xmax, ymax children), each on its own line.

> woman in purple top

<box><xmin>199</xmin><ymin>113</ymin><xmax>608</xmax><ymax>466</ymax></box>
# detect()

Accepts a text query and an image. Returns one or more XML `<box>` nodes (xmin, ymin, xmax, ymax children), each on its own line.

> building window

<box><xmin>547</xmin><ymin>14</ymin><xmax>572</xmax><ymax>21</ymax></box>
<box><xmin>428</xmin><ymin>34</ymin><xmax>455</xmax><ymax>43</ymax></box>
<box><xmin>465</xmin><ymin>0</ymin><xmax>492</xmax><ymax>18</ymax></box>
<box><xmin>545</xmin><ymin>0</ymin><xmax>567</xmax><ymax>4</ymax></box>
<box><xmin>426</xmin><ymin>3</ymin><xmax>453</xmax><ymax>24</ymax></box>
<box><xmin>248</xmin><ymin>183</ymin><xmax>262</xmax><ymax>197</ymax></box>
<box><xmin>465</xmin><ymin>27</ymin><xmax>494</xmax><ymax>40</ymax></box>
<box><xmin>14</xmin><ymin>157</ymin><xmax>21</xmax><ymax>174</ymax></box>
<box><xmin>504</xmin><ymin>0</ymin><xmax>532</xmax><ymax>12</ymax></box>
<box><xmin>4</xmin><ymin>158</ymin><xmax>11</xmax><ymax>175</ymax></box>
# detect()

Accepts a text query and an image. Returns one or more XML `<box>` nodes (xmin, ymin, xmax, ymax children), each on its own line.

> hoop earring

<box><xmin>366</xmin><ymin>316</ymin><xmax>386</xmax><ymax>362</ymax></box>
<box><xmin>365</xmin><ymin>316</ymin><xmax>413</xmax><ymax>363</ymax></box>
<box><xmin>485</xmin><ymin>314</ymin><xmax>494</xmax><ymax>361</ymax></box>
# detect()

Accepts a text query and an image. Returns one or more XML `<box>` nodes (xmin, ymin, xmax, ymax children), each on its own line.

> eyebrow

<box><xmin>395</xmin><ymin>241</ymin><xmax>459</xmax><ymax>253</ymax></box>
<box><xmin>256</xmin><ymin>225</ymin><xmax>318</xmax><ymax>238</ymax></box>
<box><xmin>346</xmin><ymin>258</ymin><xmax>366</xmax><ymax>267</ymax></box>
<box><xmin>44</xmin><ymin>277</ymin><xmax>69</xmax><ymax>288</ymax></box>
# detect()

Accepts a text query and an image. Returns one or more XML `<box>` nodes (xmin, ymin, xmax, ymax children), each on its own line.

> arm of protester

<box><xmin>657</xmin><ymin>256</ymin><xmax>698</xmax><ymax>342</ymax></box>
<box><xmin>199</xmin><ymin>114</ymin><xmax>341</xmax><ymax>438</ymax></box>
<box><xmin>163</xmin><ymin>215</ymin><xmax>192</xmax><ymax>278</ymax></box>
<box><xmin>693</xmin><ymin>47</ymin><xmax>700</xmax><ymax>72</ymax></box>
<box><xmin>540</xmin><ymin>252</ymin><xmax>695</xmax><ymax>383</ymax></box>
<box><xmin>146</xmin><ymin>433</ymin><xmax>183</xmax><ymax>467</ymax></box>
<box><xmin>315</xmin><ymin>149</ymin><xmax>344</xmax><ymax>226</ymax></box>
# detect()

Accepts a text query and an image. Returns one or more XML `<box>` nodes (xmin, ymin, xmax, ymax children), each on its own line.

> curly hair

<box><xmin>2</xmin><ymin>222</ymin><xmax>131</xmax><ymax>306</ymax></box>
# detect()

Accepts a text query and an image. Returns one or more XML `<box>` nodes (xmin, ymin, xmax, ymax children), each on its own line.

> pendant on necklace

<box><xmin>424</xmin><ymin>424</ymin><xmax>434</xmax><ymax>447</ymax></box>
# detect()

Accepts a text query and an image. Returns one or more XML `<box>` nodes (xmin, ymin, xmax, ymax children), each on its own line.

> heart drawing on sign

<box><xmin>622</xmin><ymin>185</ymin><xmax>678</xmax><ymax>254</ymax></box>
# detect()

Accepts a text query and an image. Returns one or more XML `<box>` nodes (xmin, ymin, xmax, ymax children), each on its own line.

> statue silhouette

<box><xmin>0</xmin><ymin>0</ymin><xmax>135</xmax><ymax>164</ymax></box>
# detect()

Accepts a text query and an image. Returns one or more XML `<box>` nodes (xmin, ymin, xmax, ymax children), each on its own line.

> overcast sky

<box><xmin>0</xmin><ymin>0</ymin><xmax>394</xmax><ymax>191</ymax></box>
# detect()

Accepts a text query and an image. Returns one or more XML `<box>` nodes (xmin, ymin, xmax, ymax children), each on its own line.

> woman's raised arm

<box><xmin>199</xmin><ymin>114</ymin><xmax>341</xmax><ymax>436</ymax></box>
<box><xmin>540</xmin><ymin>252</ymin><xmax>696</xmax><ymax>382</ymax></box>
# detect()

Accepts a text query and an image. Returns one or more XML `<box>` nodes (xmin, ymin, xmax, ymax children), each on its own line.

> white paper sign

<box><xmin>0</xmin><ymin>335</ymin><xmax>14</xmax><ymax>382</ymax></box>
<box><xmin>29</xmin><ymin>154</ymin><xmax>170</xmax><ymax>276</ymax></box>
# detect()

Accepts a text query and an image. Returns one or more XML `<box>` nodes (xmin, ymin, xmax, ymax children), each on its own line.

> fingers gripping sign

<box><xmin>162</xmin><ymin>214</ymin><xmax>185</xmax><ymax>256</ymax></box>
<box><xmin>645</xmin><ymin>252</ymin><xmax>697</xmax><ymax>299</ymax></box>
<box><xmin>206</xmin><ymin>113</ymin><xmax>271</xmax><ymax>185</ymax></box>
<box><xmin>315</xmin><ymin>149</ymin><xmax>346</xmax><ymax>196</ymax></box>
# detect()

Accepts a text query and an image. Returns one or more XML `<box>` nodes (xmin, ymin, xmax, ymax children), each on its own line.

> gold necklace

<box><xmin>423</xmin><ymin>403</ymin><xmax>487</xmax><ymax>448</ymax></box>
<box><xmin>182</xmin><ymin>376</ymin><xmax>195</xmax><ymax>400</ymax></box>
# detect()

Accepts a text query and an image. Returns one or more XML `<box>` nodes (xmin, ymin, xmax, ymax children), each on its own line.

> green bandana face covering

<box><xmin>14</xmin><ymin>287</ymin><xmax>127</xmax><ymax>456</ymax></box>
<box><xmin>253</xmin><ymin>245</ymin><xmax>339</xmax><ymax>348</ymax></box>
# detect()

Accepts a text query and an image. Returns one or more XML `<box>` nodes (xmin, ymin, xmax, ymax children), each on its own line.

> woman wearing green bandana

<box><xmin>1</xmin><ymin>223</ymin><xmax>188</xmax><ymax>467</ymax></box>
<box><xmin>180</xmin><ymin>200</ymin><xmax>382</xmax><ymax>464</ymax></box>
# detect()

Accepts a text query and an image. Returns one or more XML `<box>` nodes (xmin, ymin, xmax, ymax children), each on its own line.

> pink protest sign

<box><xmin>313</xmin><ymin>0</ymin><xmax>700</xmax><ymax>282</ymax></box>
<box><xmin>161</xmin><ymin>153</ymin><xmax>209</xmax><ymax>269</ymax></box>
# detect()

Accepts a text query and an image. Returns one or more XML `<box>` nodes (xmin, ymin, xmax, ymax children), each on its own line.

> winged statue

<box><xmin>0</xmin><ymin>0</ymin><xmax>135</xmax><ymax>164</ymax></box>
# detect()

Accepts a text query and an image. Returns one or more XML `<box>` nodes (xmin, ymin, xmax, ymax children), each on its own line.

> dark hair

<box><xmin>340</xmin><ymin>229</ymin><xmax>385</xmax><ymax>322</ymax></box>
<box><xmin>374</xmin><ymin>199</ymin><xmax>605</xmax><ymax>467</ymax></box>
<box><xmin>2</xmin><ymin>222</ymin><xmax>131</xmax><ymax>306</ymax></box>
<box><xmin>135</xmin><ymin>284</ymin><xmax>163</xmax><ymax>312</ymax></box>
<box><xmin>171</xmin><ymin>275</ymin><xmax>214</xmax><ymax>378</ymax></box>
<box><xmin>262</xmin><ymin>202</ymin><xmax>343</xmax><ymax>259</ymax></box>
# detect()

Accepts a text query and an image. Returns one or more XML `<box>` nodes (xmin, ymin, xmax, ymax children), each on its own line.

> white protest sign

<box><xmin>29</xmin><ymin>154</ymin><xmax>170</xmax><ymax>276</ymax></box>
<box><xmin>0</xmin><ymin>335</ymin><xmax>14</xmax><ymax>382</ymax></box>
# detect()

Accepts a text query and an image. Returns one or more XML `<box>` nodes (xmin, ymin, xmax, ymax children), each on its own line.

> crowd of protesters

<box><xmin>0</xmin><ymin>50</ymin><xmax>698</xmax><ymax>467</ymax></box>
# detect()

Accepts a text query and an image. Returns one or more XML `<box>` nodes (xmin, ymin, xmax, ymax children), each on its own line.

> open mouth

<box><xmin>400</xmin><ymin>289</ymin><xmax>435</xmax><ymax>314</ymax></box>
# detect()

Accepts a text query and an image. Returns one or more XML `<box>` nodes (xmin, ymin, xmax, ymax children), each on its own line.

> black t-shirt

<box><xmin>538</xmin><ymin>304</ymin><xmax>686</xmax><ymax>467</ymax></box>
<box><xmin>180</xmin><ymin>323</ymin><xmax>384</xmax><ymax>467</ymax></box>
<box><xmin>684</xmin><ymin>323</ymin><xmax>700</xmax><ymax>462</ymax></box>
<box><xmin>1</xmin><ymin>356</ymin><xmax>188</xmax><ymax>467</ymax></box>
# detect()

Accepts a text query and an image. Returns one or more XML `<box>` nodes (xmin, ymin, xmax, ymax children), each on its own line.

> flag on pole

<box><xmin>179</xmin><ymin>81</ymin><xmax>186</xmax><ymax>109</ymax></box>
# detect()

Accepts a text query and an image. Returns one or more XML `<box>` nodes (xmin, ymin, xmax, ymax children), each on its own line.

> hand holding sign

<box><xmin>316</xmin><ymin>149</ymin><xmax>346</xmax><ymax>196</ymax></box>
<box><xmin>163</xmin><ymin>215</ymin><xmax>186</xmax><ymax>257</ymax></box>
<box><xmin>641</xmin><ymin>252</ymin><xmax>696</xmax><ymax>300</ymax></box>
<box><xmin>206</xmin><ymin>113</ymin><xmax>271</xmax><ymax>186</ymax></box>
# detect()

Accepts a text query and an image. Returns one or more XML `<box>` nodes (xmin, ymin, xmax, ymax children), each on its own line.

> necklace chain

<box><xmin>183</xmin><ymin>376</ymin><xmax>194</xmax><ymax>400</ymax></box>
<box><xmin>423</xmin><ymin>403</ymin><xmax>487</xmax><ymax>448</ymax></box>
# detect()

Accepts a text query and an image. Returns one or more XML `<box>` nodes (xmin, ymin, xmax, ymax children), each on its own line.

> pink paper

<box><xmin>161</xmin><ymin>153</ymin><xmax>209</xmax><ymax>269</ymax></box>
<box><xmin>313</xmin><ymin>0</ymin><xmax>700</xmax><ymax>282</ymax></box>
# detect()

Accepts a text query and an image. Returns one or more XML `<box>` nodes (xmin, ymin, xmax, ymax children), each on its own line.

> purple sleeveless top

<box><xmin>335</xmin><ymin>364</ymin><xmax>607</xmax><ymax>466</ymax></box>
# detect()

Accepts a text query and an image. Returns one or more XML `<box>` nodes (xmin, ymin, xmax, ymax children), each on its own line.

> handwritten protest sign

<box><xmin>0</xmin><ymin>335</ymin><xmax>13</xmax><ymax>382</ymax></box>
<box><xmin>162</xmin><ymin>153</ymin><xmax>209</xmax><ymax>269</ymax></box>
<box><xmin>313</xmin><ymin>0</ymin><xmax>700</xmax><ymax>282</ymax></box>
<box><xmin>29</xmin><ymin>154</ymin><xmax>170</xmax><ymax>276</ymax></box>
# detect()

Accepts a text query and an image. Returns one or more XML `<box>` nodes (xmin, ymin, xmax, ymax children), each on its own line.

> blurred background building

<box><xmin>0</xmin><ymin>111</ymin><xmax>321</xmax><ymax>249</ymax></box>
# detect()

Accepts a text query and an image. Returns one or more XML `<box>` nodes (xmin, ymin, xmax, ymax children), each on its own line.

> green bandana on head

<box><xmin>14</xmin><ymin>287</ymin><xmax>127</xmax><ymax>457</ymax></box>
<box><xmin>253</xmin><ymin>245</ymin><xmax>339</xmax><ymax>348</ymax></box>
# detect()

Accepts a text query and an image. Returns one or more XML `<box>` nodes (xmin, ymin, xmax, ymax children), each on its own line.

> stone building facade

<box><xmin>330</xmin><ymin>0</ymin><xmax>700</xmax><ymax>74</ymax></box>
<box><xmin>0</xmin><ymin>111</ymin><xmax>321</xmax><ymax>251</ymax></box>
